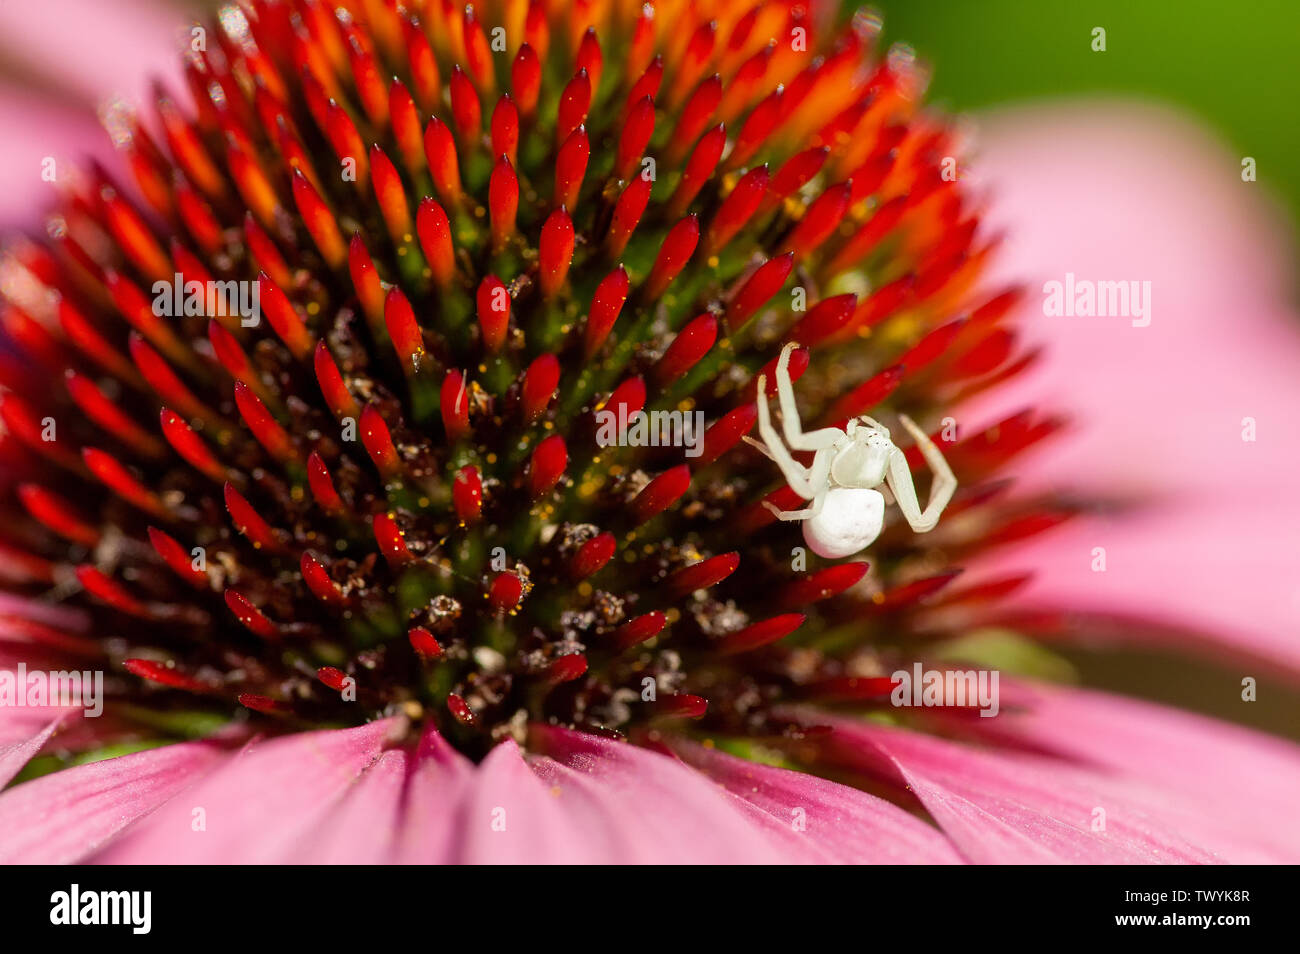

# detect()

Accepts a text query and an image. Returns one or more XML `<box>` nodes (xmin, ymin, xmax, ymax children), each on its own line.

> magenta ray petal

<box><xmin>946</xmin><ymin>682</ymin><xmax>1300</xmax><ymax>863</ymax></box>
<box><xmin>668</xmin><ymin>738</ymin><xmax>965</xmax><ymax>863</ymax></box>
<box><xmin>282</xmin><ymin>722</ymin><xmax>476</xmax><ymax>863</ymax></box>
<box><xmin>0</xmin><ymin>702</ymin><xmax>77</xmax><ymax>745</ymax></box>
<box><xmin>458</xmin><ymin>739</ymin><xmax>624</xmax><ymax>864</ymax></box>
<box><xmin>282</xmin><ymin>748</ymin><xmax>411</xmax><ymax>864</ymax></box>
<box><xmin>90</xmin><ymin>719</ymin><xmax>401</xmax><ymax>863</ymax></box>
<box><xmin>0</xmin><ymin>594</ymin><xmax>89</xmax><ymax>630</ymax></box>
<box><xmin>805</xmin><ymin>713</ymin><xmax>1221</xmax><ymax>864</ymax></box>
<box><xmin>966</xmin><ymin>101</ymin><xmax>1300</xmax><ymax>675</ymax></box>
<box><xmin>0</xmin><ymin>714</ymin><xmax>64</xmax><ymax>789</ymax></box>
<box><xmin>0</xmin><ymin>0</ymin><xmax>185</xmax><ymax>106</ymax></box>
<box><xmin>389</xmin><ymin>723</ymin><xmax>476</xmax><ymax>863</ymax></box>
<box><xmin>0</xmin><ymin>739</ymin><xmax>226</xmax><ymax>863</ymax></box>
<box><xmin>516</xmin><ymin>727</ymin><xmax>837</xmax><ymax>863</ymax></box>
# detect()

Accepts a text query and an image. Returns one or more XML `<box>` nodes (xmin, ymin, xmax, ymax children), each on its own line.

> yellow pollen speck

<box><xmin>577</xmin><ymin>582</ymin><xmax>592</xmax><ymax>597</ymax></box>
<box><xmin>486</xmin><ymin>453</ymin><xmax>498</xmax><ymax>464</ymax></box>
<box><xmin>306</xmin><ymin>302</ymin><xmax>320</xmax><ymax>315</ymax></box>
<box><xmin>665</xmin><ymin>608</ymin><xmax>681</xmax><ymax>623</ymax></box>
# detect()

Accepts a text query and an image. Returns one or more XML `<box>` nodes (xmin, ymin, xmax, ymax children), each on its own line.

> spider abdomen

<box><xmin>805</xmin><ymin>487</ymin><xmax>887</xmax><ymax>559</ymax></box>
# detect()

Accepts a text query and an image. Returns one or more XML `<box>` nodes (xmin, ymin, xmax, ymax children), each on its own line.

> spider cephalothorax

<box><xmin>747</xmin><ymin>342</ymin><xmax>958</xmax><ymax>559</ymax></box>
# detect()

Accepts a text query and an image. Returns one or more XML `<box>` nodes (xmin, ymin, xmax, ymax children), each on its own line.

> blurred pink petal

<box><xmin>92</xmin><ymin>720</ymin><xmax>399</xmax><ymax>863</ymax></box>
<box><xmin>524</xmin><ymin>728</ymin><xmax>832</xmax><ymax>863</ymax></box>
<box><xmin>0</xmin><ymin>0</ymin><xmax>187</xmax><ymax>104</ymax></box>
<box><xmin>669</xmin><ymin>737</ymin><xmax>964</xmax><ymax>863</ymax></box>
<box><xmin>809</xmin><ymin>712</ymin><xmax>1236</xmax><ymax>863</ymax></box>
<box><xmin>388</xmin><ymin>724</ymin><xmax>477</xmax><ymax>863</ymax></box>
<box><xmin>950</xmin><ymin>682</ymin><xmax>1300</xmax><ymax>863</ymax></box>
<box><xmin>0</xmin><ymin>0</ymin><xmax>187</xmax><ymax>228</ymax></box>
<box><xmin>0</xmin><ymin>593</ymin><xmax>89</xmax><ymax>630</ymax></box>
<box><xmin>0</xmin><ymin>91</ymin><xmax>99</xmax><ymax>228</ymax></box>
<box><xmin>283</xmin><ymin>748</ymin><xmax>412</xmax><ymax>864</ymax></box>
<box><xmin>0</xmin><ymin>738</ymin><xmax>225</xmax><ymax>863</ymax></box>
<box><xmin>967</xmin><ymin>101</ymin><xmax>1300</xmax><ymax>673</ymax></box>
<box><xmin>0</xmin><ymin>714</ymin><xmax>63</xmax><ymax>788</ymax></box>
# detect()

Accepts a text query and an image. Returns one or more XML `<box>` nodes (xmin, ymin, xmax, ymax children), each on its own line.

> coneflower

<box><xmin>0</xmin><ymin>0</ymin><xmax>1081</xmax><ymax>859</ymax></box>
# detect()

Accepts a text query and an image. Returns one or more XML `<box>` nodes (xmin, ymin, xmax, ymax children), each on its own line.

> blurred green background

<box><xmin>867</xmin><ymin>0</ymin><xmax>1300</xmax><ymax>229</ymax></box>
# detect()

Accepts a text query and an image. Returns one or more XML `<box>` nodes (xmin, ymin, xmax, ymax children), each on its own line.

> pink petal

<box><xmin>282</xmin><ymin>748</ymin><xmax>411</xmax><ymax>864</ymax></box>
<box><xmin>0</xmin><ymin>594</ymin><xmax>89</xmax><ymax>630</ymax></box>
<box><xmin>966</xmin><ymin>101</ymin><xmax>1300</xmax><ymax>674</ymax></box>
<box><xmin>0</xmin><ymin>0</ymin><xmax>186</xmax><ymax>228</ymax></box>
<box><xmin>806</xmin><ymin>712</ymin><xmax>1221</xmax><ymax>863</ymax></box>
<box><xmin>458</xmin><ymin>738</ymin><xmax>611</xmax><ymax>863</ymax></box>
<box><xmin>669</xmin><ymin>738</ymin><xmax>964</xmax><ymax>863</ymax></box>
<box><xmin>515</xmin><ymin>728</ymin><xmax>838</xmax><ymax>863</ymax></box>
<box><xmin>91</xmin><ymin>720</ymin><xmax>400</xmax><ymax>863</ymax></box>
<box><xmin>0</xmin><ymin>90</ymin><xmax>103</xmax><ymax>228</ymax></box>
<box><xmin>0</xmin><ymin>739</ymin><xmax>226</xmax><ymax>863</ymax></box>
<box><xmin>0</xmin><ymin>714</ymin><xmax>64</xmax><ymax>788</ymax></box>
<box><xmin>946</xmin><ymin>682</ymin><xmax>1300</xmax><ymax>863</ymax></box>
<box><xmin>389</xmin><ymin>723</ymin><xmax>476</xmax><ymax>863</ymax></box>
<box><xmin>0</xmin><ymin>0</ymin><xmax>185</xmax><ymax>107</ymax></box>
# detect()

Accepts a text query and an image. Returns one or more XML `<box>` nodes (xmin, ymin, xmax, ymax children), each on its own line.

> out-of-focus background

<box><xmin>871</xmin><ymin>0</ymin><xmax>1300</xmax><ymax>237</ymax></box>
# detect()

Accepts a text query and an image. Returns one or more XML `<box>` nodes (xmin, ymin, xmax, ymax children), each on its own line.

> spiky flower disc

<box><xmin>0</xmin><ymin>0</ymin><xmax>1061</xmax><ymax>763</ymax></box>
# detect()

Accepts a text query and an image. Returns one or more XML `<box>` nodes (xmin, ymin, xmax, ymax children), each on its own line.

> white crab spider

<box><xmin>743</xmin><ymin>341</ymin><xmax>957</xmax><ymax>559</ymax></box>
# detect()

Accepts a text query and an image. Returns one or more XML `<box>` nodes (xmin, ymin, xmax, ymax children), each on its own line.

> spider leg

<box><xmin>886</xmin><ymin>414</ymin><xmax>957</xmax><ymax>532</ymax></box>
<box><xmin>764</xmin><ymin>488</ymin><xmax>828</xmax><ymax>521</ymax></box>
<box><xmin>775</xmin><ymin>342</ymin><xmax>845</xmax><ymax>451</ymax></box>
<box><xmin>741</xmin><ymin>435</ymin><xmax>777</xmax><ymax>462</ymax></box>
<box><xmin>755</xmin><ymin>373</ymin><xmax>818</xmax><ymax>497</ymax></box>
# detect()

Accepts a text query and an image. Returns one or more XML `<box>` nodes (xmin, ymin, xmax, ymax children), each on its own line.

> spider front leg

<box><xmin>774</xmin><ymin>342</ymin><xmax>846</xmax><ymax>451</ymax></box>
<box><xmin>763</xmin><ymin>488</ymin><xmax>828</xmax><ymax>521</ymax></box>
<box><xmin>748</xmin><ymin>373</ymin><xmax>836</xmax><ymax>500</ymax></box>
<box><xmin>885</xmin><ymin>414</ymin><xmax>957</xmax><ymax>533</ymax></box>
